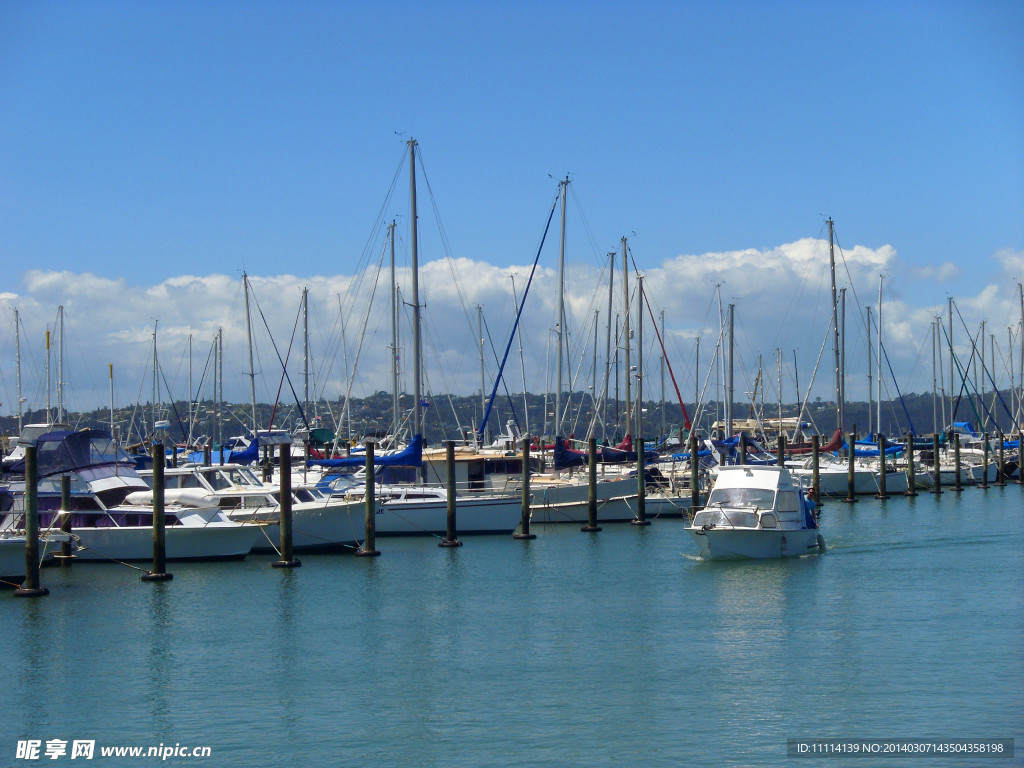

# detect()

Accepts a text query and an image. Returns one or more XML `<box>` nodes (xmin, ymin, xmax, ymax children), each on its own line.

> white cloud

<box><xmin>2</xmin><ymin>240</ymin><xmax>1020</xmax><ymax>432</ymax></box>
<box><xmin>910</xmin><ymin>262</ymin><xmax>960</xmax><ymax>282</ymax></box>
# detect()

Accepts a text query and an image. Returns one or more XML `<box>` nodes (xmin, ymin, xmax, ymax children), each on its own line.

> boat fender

<box><xmin>816</xmin><ymin>534</ymin><xmax>827</xmax><ymax>553</ymax></box>
<box><xmin>780</xmin><ymin>535</ymin><xmax>788</xmax><ymax>557</ymax></box>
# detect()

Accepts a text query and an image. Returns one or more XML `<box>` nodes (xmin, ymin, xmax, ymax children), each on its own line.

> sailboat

<box><xmin>320</xmin><ymin>139</ymin><xmax>522</xmax><ymax>536</ymax></box>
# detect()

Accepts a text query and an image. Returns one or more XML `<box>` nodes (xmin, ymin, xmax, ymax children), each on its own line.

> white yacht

<box><xmin>688</xmin><ymin>465</ymin><xmax>825</xmax><ymax>560</ymax></box>
<box><xmin>141</xmin><ymin>462</ymin><xmax>367</xmax><ymax>553</ymax></box>
<box><xmin>0</xmin><ymin>429</ymin><xmax>262</xmax><ymax>562</ymax></box>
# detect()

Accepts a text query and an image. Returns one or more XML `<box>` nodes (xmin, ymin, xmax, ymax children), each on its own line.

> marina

<box><xmin>2</xmin><ymin>482</ymin><xmax>1021</xmax><ymax>766</ymax></box>
<box><xmin>2</xmin><ymin>4</ymin><xmax>1022</xmax><ymax>765</ymax></box>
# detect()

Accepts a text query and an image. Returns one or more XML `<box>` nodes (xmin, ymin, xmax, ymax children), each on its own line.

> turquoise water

<box><xmin>3</xmin><ymin>486</ymin><xmax>1022</xmax><ymax>767</ymax></box>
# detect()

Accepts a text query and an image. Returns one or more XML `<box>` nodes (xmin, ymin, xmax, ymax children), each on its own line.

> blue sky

<box><xmin>1</xmin><ymin>1</ymin><xmax>1023</xmax><ymax>430</ymax></box>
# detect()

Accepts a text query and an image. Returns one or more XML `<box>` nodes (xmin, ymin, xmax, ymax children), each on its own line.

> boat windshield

<box><xmin>706</xmin><ymin>487</ymin><xmax>775</xmax><ymax>509</ymax></box>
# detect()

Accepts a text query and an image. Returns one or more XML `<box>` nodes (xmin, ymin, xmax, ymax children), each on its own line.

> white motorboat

<box><xmin>786</xmin><ymin>454</ymin><xmax>909</xmax><ymax>496</ymax></box>
<box><xmin>1</xmin><ymin>429</ymin><xmax>263</xmax><ymax>562</ymax></box>
<box><xmin>340</xmin><ymin>483</ymin><xmax>522</xmax><ymax>536</ymax></box>
<box><xmin>0</xmin><ymin>529</ymin><xmax>73</xmax><ymax>587</ymax></box>
<box><xmin>687</xmin><ymin>465</ymin><xmax>825</xmax><ymax>560</ymax></box>
<box><xmin>141</xmin><ymin>463</ymin><xmax>366</xmax><ymax>553</ymax></box>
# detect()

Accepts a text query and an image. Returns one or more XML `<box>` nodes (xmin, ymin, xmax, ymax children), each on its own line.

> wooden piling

<box><xmin>14</xmin><ymin>445</ymin><xmax>48</xmax><ymax>597</ymax></box>
<box><xmin>581</xmin><ymin>436</ymin><xmax>601</xmax><ymax>532</ymax></box>
<box><xmin>272</xmin><ymin>443</ymin><xmax>301</xmax><ymax>567</ymax></box>
<box><xmin>980</xmin><ymin>432</ymin><xmax>990</xmax><ymax>489</ymax></box>
<box><xmin>953</xmin><ymin>432</ymin><xmax>963</xmax><ymax>492</ymax></box>
<box><xmin>355</xmin><ymin>442</ymin><xmax>380</xmax><ymax>557</ymax></box>
<box><xmin>904</xmin><ymin>433</ymin><xmax>917</xmax><ymax>497</ymax></box>
<box><xmin>440</xmin><ymin>441</ymin><xmax>462</xmax><ymax>547</ymax></box>
<box><xmin>933</xmin><ymin>433</ymin><xmax>943</xmax><ymax>494</ymax></box>
<box><xmin>875</xmin><ymin>433</ymin><xmax>888</xmax><ymax>499</ymax></box>
<box><xmin>776</xmin><ymin>434</ymin><xmax>786</xmax><ymax>468</ymax></box>
<box><xmin>513</xmin><ymin>438</ymin><xmax>535</xmax><ymax>540</ymax></box>
<box><xmin>996</xmin><ymin>432</ymin><xmax>1006</xmax><ymax>486</ymax></box>
<box><xmin>142</xmin><ymin>441</ymin><xmax>173</xmax><ymax>582</ymax></box>
<box><xmin>738</xmin><ymin>433</ymin><xmax>747</xmax><ymax>466</ymax></box>
<box><xmin>844</xmin><ymin>429</ymin><xmax>857</xmax><ymax>503</ymax></box>
<box><xmin>631</xmin><ymin>435</ymin><xmax>650</xmax><ymax>526</ymax></box>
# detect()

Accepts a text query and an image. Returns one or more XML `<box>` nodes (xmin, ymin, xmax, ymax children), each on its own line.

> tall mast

<box><xmin>389</xmin><ymin>221</ymin><xmax>400</xmax><ymax>440</ymax></box>
<box><xmin>660</xmin><ymin>309</ymin><xmax>666</xmax><ymax>439</ymax></box>
<box><xmin>303</xmin><ymin>286</ymin><xmax>310</xmax><ymax>422</ymax></box>
<box><xmin>726</xmin><ymin>303</ymin><xmax>734</xmax><ymax>437</ymax></box>
<box><xmin>867</xmin><ymin>305</ymin><xmax>873</xmax><ymax>437</ymax></box>
<box><xmin>622</xmin><ymin>236</ymin><xmax>631</xmax><ymax>437</ymax></box>
<box><xmin>932</xmin><ymin>319</ymin><xmax>938</xmax><ymax>434</ymax></box>
<box><xmin>948</xmin><ymin>296</ymin><xmax>954</xmax><ymax>430</ymax></box>
<box><xmin>109</xmin><ymin>363</ymin><xmax>115</xmax><ymax>437</ymax></box>
<box><xmin>57</xmin><ymin>305</ymin><xmax>65</xmax><ymax>424</ymax></box>
<box><xmin>636</xmin><ymin>275</ymin><xmax>644</xmax><ymax>446</ymax></box>
<box><xmin>877</xmin><ymin>275</ymin><xmax>883</xmax><ymax>437</ymax></box>
<box><xmin>216</xmin><ymin>327</ymin><xmax>223</xmax><ymax>452</ymax></box>
<box><xmin>592</xmin><ymin>309</ymin><xmax>600</xmax><ymax>438</ymax></box>
<box><xmin>828</xmin><ymin>218</ymin><xmax>841</xmax><ymax>432</ymax></box>
<box><xmin>604</xmin><ymin>251</ymin><xmax>615</xmax><ymax>441</ymax></box>
<box><xmin>152</xmin><ymin>319</ymin><xmax>159</xmax><ymax>435</ymax></box>
<box><xmin>14</xmin><ymin>307</ymin><xmax>22</xmax><ymax>432</ymax></box>
<box><xmin>243</xmin><ymin>272</ymin><xmax>257</xmax><ymax>433</ymax></box>
<box><xmin>694</xmin><ymin>337</ymin><xmax>700</xmax><ymax>435</ymax></box>
<box><xmin>840</xmin><ymin>288</ymin><xmax>847</xmax><ymax>429</ymax></box>
<box><xmin>478</xmin><ymin>304</ymin><xmax>485</xmax><ymax>443</ymax></box>
<box><xmin>979</xmin><ymin>320</ymin><xmax>986</xmax><ymax>430</ymax></box>
<box><xmin>409</xmin><ymin>139</ymin><xmax>422</xmax><ymax>440</ymax></box>
<box><xmin>555</xmin><ymin>177</ymin><xmax>568</xmax><ymax>438</ymax></box>
<box><xmin>188</xmin><ymin>333</ymin><xmax>194</xmax><ymax>446</ymax></box>
<box><xmin>46</xmin><ymin>326</ymin><xmax>51</xmax><ymax>425</ymax></box>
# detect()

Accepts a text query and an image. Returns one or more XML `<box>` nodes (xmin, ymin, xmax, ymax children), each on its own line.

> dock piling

<box><xmin>513</xmin><ymin>438</ymin><xmax>535</xmax><ymax>539</ymax></box>
<box><xmin>272</xmin><ymin>442</ymin><xmax>301</xmax><ymax>568</ymax></box>
<box><xmin>631</xmin><ymin>434</ymin><xmax>650</xmax><ymax>526</ymax></box>
<box><xmin>875</xmin><ymin>434</ymin><xmax>888</xmax><ymax>499</ymax></box>
<box><xmin>844</xmin><ymin>428</ymin><xmax>858</xmax><ymax>503</ymax></box>
<box><xmin>581</xmin><ymin>436</ymin><xmax>601</xmax><ymax>532</ymax></box>
<box><xmin>14</xmin><ymin>446</ymin><xmax>48</xmax><ymax>597</ymax></box>
<box><xmin>439</xmin><ymin>441</ymin><xmax>462</xmax><ymax>547</ymax></box>
<box><xmin>356</xmin><ymin>442</ymin><xmax>380</xmax><ymax>557</ymax></box>
<box><xmin>953</xmin><ymin>432</ymin><xmax>963</xmax><ymax>492</ymax></box>
<box><xmin>142</xmin><ymin>441</ymin><xmax>173</xmax><ymax>582</ymax></box>
<box><xmin>904</xmin><ymin>433</ymin><xmax>917</xmax><ymax>496</ymax></box>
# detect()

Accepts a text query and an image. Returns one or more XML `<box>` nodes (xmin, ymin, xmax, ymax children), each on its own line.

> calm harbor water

<box><xmin>3</xmin><ymin>487</ymin><xmax>1022</xmax><ymax>767</ymax></box>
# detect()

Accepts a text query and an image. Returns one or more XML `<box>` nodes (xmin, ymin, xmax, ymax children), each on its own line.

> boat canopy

<box><xmin>32</xmin><ymin>429</ymin><xmax>134</xmax><ymax>478</ymax></box>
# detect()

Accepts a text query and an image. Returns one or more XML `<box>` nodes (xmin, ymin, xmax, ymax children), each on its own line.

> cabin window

<box><xmin>693</xmin><ymin>508</ymin><xmax>758</xmax><ymax>528</ymax></box>
<box><xmin>707</xmin><ymin>488</ymin><xmax>775</xmax><ymax>509</ymax></box>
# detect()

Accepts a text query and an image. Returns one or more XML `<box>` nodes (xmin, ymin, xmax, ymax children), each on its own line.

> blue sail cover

<box><xmin>307</xmin><ymin>435</ymin><xmax>423</xmax><ymax>469</ymax></box>
<box><xmin>552</xmin><ymin>436</ymin><xmax>657</xmax><ymax>469</ymax></box>
<box><xmin>185</xmin><ymin>436</ymin><xmax>261</xmax><ymax>466</ymax></box>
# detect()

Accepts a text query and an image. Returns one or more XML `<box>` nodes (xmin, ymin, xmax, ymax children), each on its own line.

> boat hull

<box><xmin>688</xmin><ymin>527</ymin><xmax>824</xmax><ymax>560</ymax></box>
<box><xmin>375</xmin><ymin>496</ymin><xmax>522</xmax><ymax>536</ymax></box>
<box><xmin>240</xmin><ymin>502</ymin><xmax>368</xmax><ymax>553</ymax></box>
<box><xmin>71</xmin><ymin>523</ymin><xmax>262</xmax><ymax>562</ymax></box>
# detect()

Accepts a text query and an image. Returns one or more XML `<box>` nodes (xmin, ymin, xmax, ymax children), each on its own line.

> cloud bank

<box><xmin>1</xmin><ymin>240</ymin><xmax>1021</xmax><ymax>431</ymax></box>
